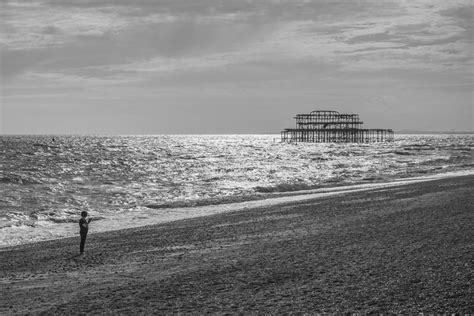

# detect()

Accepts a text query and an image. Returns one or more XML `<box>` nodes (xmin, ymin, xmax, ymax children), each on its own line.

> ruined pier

<box><xmin>281</xmin><ymin>110</ymin><xmax>394</xmax><ymax>143</ymax></box>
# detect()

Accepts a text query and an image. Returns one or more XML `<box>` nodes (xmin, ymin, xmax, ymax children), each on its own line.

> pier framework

<box><xmin>281</xmin><ymin>110</ymin><xmax>394</xmax><ymax>143</ymax></box>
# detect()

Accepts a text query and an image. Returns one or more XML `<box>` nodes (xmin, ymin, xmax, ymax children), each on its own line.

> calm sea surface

<box><xmin>1</xmin><ymin>134</ymin><xmax>472</xmax><ymax>246</ymax></box>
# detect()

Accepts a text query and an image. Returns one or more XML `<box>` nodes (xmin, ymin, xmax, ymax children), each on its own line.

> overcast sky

<box><xmin>1</xmin><ymin>0</ymin><xmax>473</xmax><ymax>134</ymax></box>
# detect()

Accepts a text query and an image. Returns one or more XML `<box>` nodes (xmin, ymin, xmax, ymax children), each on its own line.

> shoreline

<box><xmin>1</xmin><ymin>174</ymin><xmax>473</xmax><ymax>313</ymax></box>
<box><xmin>2</xmin><ymin>169</ymin><xmax>473</xmax><ymax>249</ymax></box>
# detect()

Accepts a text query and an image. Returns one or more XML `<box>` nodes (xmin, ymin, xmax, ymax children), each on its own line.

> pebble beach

<box><xmin>1</xmin><ymin>175</ymin><xmax>473</xmax><ymax>314</ymax></box>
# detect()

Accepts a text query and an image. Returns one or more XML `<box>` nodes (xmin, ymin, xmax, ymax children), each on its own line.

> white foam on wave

<box><xmin>1</xmin><ymin>169</ymin><xmax>472</xmax><ymax>249</ymax></box>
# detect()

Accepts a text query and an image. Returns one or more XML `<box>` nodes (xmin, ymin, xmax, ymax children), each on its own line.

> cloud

<box><xmin>276</xmin><ymin>1</ymin><xmax>473</xmax><ymax>72</ymax></box>
<box><xmin>0</xmin><ymin>1</ymin><xmax>131</xmax><ymax>50</ymax></box>
<box><xmin>1</xmin><ymin>0</ymin><xmax>472</xmax><ymax>88</ymax></box>
<box><xmin>1</xmin><ymin>0</ymin><xmax>272</xmax><ymax>79</ymax></box>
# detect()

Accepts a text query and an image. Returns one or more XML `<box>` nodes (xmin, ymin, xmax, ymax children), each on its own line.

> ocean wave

<box><xmin>417</xmin><ymin>157</ymin><xmax>450</xmax><ymax>165</ymax></box>
<box><xmin>33</xmin><ymin>143</ymin><xmax>59</xmax><ymax>149</ymax></box>
<box><xmin>144</xmin><ymin>195</ymin><xmax>252</xmax><ymax>209</ymax></box>
<box><xmin>0</xmin><ymin>173</ymin><xmax>43</xmax><ymax>185</ymax></box>
<box><xmin>1</xmin><ymin>208</ymin><xmax>107</xmax><ymax>230</ymax></box>
<box><xmin>47</xmin><ymin>216</ymin><xmax>106</xmax><ymax>224</ymax></box>
<box><xmin>361</xmin><ymin>175</ymin><xmax>389</xmax><ymax>181</ymax></box>
<box><xmin>389</xmin><ymin>150</ymin><xmax>416</xmax><ymax>156</ymax></box>
<box><xmin>254</xmin><ymin>182</ymin><xmax>317</xmax><ymax>193</ymax></box>
<box><xmin>1</xmin><ymin>212</ymin><xmax>37</xmax><ymax>228</ymax></box>
<box><xmin>402</xmin><ymin>144</ymin><xmax>436</xmax><ymax>150</ymax></box>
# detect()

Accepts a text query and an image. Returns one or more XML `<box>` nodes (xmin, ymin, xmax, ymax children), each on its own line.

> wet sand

<box><xmin>1</xmin><ymin>175</ymin><xmax>473</xmax><ymax>314</ymax></box>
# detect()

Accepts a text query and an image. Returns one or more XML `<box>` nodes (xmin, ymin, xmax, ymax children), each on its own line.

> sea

<box><xmin>1</xmin><ymin>134</ymin><xmax>472</xmax><ymax>247</ymax></box>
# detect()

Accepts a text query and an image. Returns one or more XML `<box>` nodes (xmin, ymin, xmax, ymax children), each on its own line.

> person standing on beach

<box><xmin>79</xmin><ymin>211</ymin><xmax>92</xmax><ymax>255</ymax></box>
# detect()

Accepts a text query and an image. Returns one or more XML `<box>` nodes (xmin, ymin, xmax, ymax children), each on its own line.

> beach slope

<box><xmin>1</xmin><ymin>175</ymin><xmax>473</xmax><ymax>313</ymax></box>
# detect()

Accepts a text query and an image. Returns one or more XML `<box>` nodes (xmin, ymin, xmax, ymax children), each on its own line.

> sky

<box><xmin>0</xmin><ymin>0</ymin><xmax>473</xmax><ymax>134</ymax></box>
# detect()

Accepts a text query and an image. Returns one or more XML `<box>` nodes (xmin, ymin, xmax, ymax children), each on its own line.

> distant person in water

<box><xmin>79</xmin><ymin>211</ymin><xmax>92</xmax><ymax>255</ymax></box>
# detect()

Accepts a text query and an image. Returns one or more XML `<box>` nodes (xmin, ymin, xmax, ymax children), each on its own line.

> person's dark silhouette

<box><xmin>79</xmin><ymin>211</ymin><xmax>92</xmax><ymax>254</ymax></box>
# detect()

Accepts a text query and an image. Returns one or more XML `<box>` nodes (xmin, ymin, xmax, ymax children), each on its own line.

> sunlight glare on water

<box><xmin>0</xmin><ymin>134</ymin><xmax>472</xmax><ymax>246</ymax></box>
